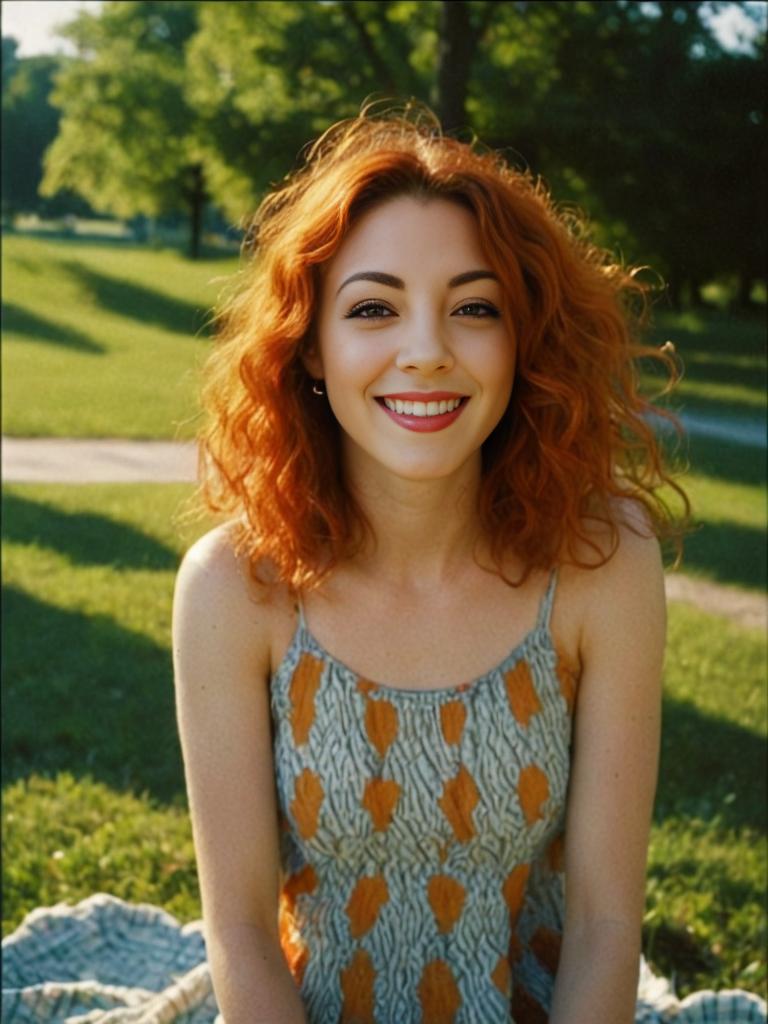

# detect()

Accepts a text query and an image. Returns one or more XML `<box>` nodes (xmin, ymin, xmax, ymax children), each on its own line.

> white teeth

<box><xmin>382</xmin><ymin>397</ymin><xmax>463</xmax><ymax>416</ymax></box>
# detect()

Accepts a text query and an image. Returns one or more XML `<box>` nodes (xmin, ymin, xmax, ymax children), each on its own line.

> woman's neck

<box><xmin>343</xmin><ymin>452</ymin><xmax>486</xmax><ymax>590</ymax></box>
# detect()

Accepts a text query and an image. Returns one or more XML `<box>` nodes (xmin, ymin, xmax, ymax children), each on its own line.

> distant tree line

<box><xmin>2</xmin><ymin>0</ymin><xmax>765</xmax><ymax>307</ymax></box>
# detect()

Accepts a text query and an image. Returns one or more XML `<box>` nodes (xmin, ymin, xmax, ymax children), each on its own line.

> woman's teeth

<box><xmin>382</xmin><ymin>397</ymin><xmax>463</xmax><ymax>416</ymax></box>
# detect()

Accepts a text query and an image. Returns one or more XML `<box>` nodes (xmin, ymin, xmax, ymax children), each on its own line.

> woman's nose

<box><xmin>394</xmin><ymin>315</ymin><xmax>455</xmax><ymax>374</ymax></box>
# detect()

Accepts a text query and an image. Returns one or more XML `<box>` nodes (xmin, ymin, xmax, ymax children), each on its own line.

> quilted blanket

<box><xmin>2</xmin><ymin>895</ymin><xmax>765</xmax><ymax>1023</ymax></box>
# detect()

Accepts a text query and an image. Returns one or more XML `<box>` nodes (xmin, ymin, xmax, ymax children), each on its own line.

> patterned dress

<box><xmin>270</xmin><ymin>571</ymin><xmax>579</xmax><ymax>1024</ymax></box>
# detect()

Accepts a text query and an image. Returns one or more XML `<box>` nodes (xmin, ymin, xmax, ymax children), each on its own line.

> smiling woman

<box><xmin>166</xmin><ymin>100</ymin><xmax>764</xmax><ymax>1024</ymax></box>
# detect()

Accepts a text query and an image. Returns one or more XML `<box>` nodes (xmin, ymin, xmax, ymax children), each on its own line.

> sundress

<box><xmin>271</xmin><ymin>569</ymin><xmax>579</xmax><ymax>1023</ymax></box>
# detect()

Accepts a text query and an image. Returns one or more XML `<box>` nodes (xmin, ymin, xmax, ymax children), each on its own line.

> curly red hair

<box><xmin>199</xmin><ymin>100</ymin><xmax>688</xmax><ymax>590</ymax></box>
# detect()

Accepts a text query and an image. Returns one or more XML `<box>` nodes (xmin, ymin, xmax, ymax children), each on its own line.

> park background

<box><xmin>2</xmin><ymin>0</ymin><xmax>766</xmax><ymax>1001</ymax></box>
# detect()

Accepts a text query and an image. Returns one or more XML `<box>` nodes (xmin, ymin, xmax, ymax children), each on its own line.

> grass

<box><xmin>646</xmin><ymin>306</ymin><xmax>767</xmax><ymax>422</ymax></box>
<box><xmin>2</xmin><ymin>483</ymin><xmax>766</xmax><ymax>998</ymax></box>
<box><xmin>661</xmin><ymin>432</ymin><xmax>767</xmax><ymax>593</ymax></box>
<box><xmin>2</xmin><ymin>235</ymin><xmax>239</xmax><ymax>438</ymax></box>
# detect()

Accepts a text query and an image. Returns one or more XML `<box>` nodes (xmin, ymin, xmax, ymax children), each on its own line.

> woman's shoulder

<box><xmin>557</xmin><ymin>499</ymin><xmax>666</xmax><ymax>660</ymax></box>
<box><xmin>174</xmin><ymin>523</ymin><xmax>294</xmax><ymax>673</ymax></box>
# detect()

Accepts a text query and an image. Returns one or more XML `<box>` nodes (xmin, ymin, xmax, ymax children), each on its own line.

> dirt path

<box><xmin>664</xmin><ymin>573</ymin><xmax>766</xmax><ymax>631</ymax></box>
<box><xmin>2</xmin><ymin>437</ymin><xmax>197</xmax><ymax>483</ymax></box>
<box><xmin>3</xmin><ymin>436</ymin><xmax>766</xmax><ymax>630</ymax></box>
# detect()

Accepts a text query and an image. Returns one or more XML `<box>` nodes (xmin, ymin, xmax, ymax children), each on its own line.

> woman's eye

<box><xmin>455</xmin><ymin>302</ymin><xmax>500</xmax><ymax>318</ymax></box>
<box><xmin>344</xmin><ymin>300</ymin><xmax>499</xmax><ymax>319</ymax></box>
<box><xmin>344</xmin><ymin>301</ymin><xmax>394</xmax><ymax>319</ymax></box>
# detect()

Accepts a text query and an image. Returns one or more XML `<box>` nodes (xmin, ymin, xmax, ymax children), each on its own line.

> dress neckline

<box><xmin>293</xmin><ymin>616</ymin><xmax>554</xmax><ymax>699</ymax></box>
<box><xmin>271</xmin><ymin>569</ymin><xmax>560</xmax><ymax>700</ymax></box>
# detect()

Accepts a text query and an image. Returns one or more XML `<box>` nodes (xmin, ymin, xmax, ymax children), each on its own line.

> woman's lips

<box><xmin>375</xmin><ymin>395</ymin><xmax>469</xmax><ymax>433</ymax></box>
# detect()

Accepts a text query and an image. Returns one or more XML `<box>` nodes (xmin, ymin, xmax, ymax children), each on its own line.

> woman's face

<box><xmin>310</xmin><ymin>195</ymin><xmax>516</xmax><ymax>483</ymax></box>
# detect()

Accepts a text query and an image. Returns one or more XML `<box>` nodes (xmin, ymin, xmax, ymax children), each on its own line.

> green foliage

<box><xmin>29</xmin><ymin>0</ymin><xmax>766</xmax><ymax>287</ymax></box>
<box><xmin>183</xmin><ymin>0</ymin><xmax>436</xmax><ymax>220</ymax></box>
<box><xmin>40</xmin><ymin>1</ymin><xmax>207</xmax><ymax>255</ymax></box>
<box><xmin>0</xmin><ymin>52</ymin><xmax>88</xmax><ymax>217</ymax></box>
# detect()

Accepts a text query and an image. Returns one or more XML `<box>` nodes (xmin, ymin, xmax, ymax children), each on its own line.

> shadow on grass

<box><xmin>1</xmin><ymin>585</ymin><xmax>183</xmax><ymax>802</ymax></box>
<box><xmin>55</xmin><ymin>259</ymin><xmax>214</xmax><ymax>338</ymax></box>
<box><xmin>681</xmin><ymin>520</ymin><xmax>767</xmax><ymax>591</ymax></box>
<box><xmin>679</xmin><ymin>357</ymin><xmax>767</xmax><ymax>393</ymax></box>
<box><xmin>650</xmin><ymin>310</ymin><xmax>766</xmax><ymax>358</ymax></box>
<box><xmin>7</xmin><ymin>227</ymin><xmax>240</xmax><ymax>260</ymax></box>
<box><xmin>659</xmin><ymin>432</ymin><xmax>766</xmax><ymax>489</ymax></box>
<box><xmin>1</xmin><ymin>301</ymin><xmax>105</xmax><ymax>355</ymax></box>
<box><xmin>656</xmin><ymin>695</ymin><xmax>767</xmax><ymax>832</ymax></box>
<box><xmin>1</xmin><ymin>492</ymin><xmax>179</xmax><ymax>571</ymax></box>
<box><xmin>686</xmin><ymin>434</ymin><xmax>767</xmax><ymax>488</ymax></box>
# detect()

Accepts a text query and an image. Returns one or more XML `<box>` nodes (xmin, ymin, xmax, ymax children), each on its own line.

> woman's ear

<box><xmin>301</xmin><ymin>345</ymin><xmax>324</xmax><ymax>380</ymax></box>
<box><xmin>300</xmin><ymin>328</ymin><xmax>324</xmax><ymax>380</ymax></box>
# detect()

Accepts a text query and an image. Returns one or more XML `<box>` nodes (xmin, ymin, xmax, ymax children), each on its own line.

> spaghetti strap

<box><xmin>295</xmin><ymin>595</ymin><xmax>308</xmax><ymax>632</ymax></box>
<box><xmin>535</xmin><ymin>568</ymin><xmax>559</xmax><ymax>632</ymax></box>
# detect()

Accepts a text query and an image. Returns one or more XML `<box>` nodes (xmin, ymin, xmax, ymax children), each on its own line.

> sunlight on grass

<box><xmin>2</xmin><ymin>774</ymin><xmax>199</xmax><ymax>936</ymax></box>
<box><xmin>2</xmin><ymin>236</ymin><xmax>239</xmax><ymax>438</ymax></box>
<box><xmin>645</xmin><ymin>817</ymin><xmax>766</xmax><ymax>994</ymax></box>
<box><xmin>683</xmin><ymin>473</ymin><xmax>766</xmax><ymax>529</ymax></box>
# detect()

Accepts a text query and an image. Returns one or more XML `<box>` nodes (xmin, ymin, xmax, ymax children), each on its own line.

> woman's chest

<box><xmin>275</xmin><ymin>567</ymin><xmax>578</xmax><ymax>692</ymax></box>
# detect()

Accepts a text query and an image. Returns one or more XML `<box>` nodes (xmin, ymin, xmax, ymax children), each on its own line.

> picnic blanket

<box><xmin>2</xmin><ymin>894</ymin><xmax>766</xmax><ymax>1023</ymax></box>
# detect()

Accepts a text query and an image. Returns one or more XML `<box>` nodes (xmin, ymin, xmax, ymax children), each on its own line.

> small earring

<box><xmin>312</xmin><ymin>380</ymin><xmax>325</xmax><ymax>396</ymax></box>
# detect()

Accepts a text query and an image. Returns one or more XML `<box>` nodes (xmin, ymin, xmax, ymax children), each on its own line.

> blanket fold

<box><xmin>2</xmin><ymin>895</ymin><xmax>765</xmax><ymax>1023</ymax></box>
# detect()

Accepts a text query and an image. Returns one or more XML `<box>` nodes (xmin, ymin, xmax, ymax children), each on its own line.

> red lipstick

<box><xmin>375</xmin><ymin>395</ymin><xmax>469</xmax><ymax>433</ymax></box>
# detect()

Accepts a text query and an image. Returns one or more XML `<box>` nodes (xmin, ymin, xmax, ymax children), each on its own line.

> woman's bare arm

<box><xmin>173</xmin><ymin>526</ymin><xmax>307</xmax><ymax>1024</ymax></box>
<box><xmin>549</xmin><ymin>522</ymin><xmax>666</xmax><ymax>1024</ymax></box>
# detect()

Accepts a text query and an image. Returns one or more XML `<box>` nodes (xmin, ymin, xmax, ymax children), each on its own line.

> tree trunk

<box><xmin>666</xmin><ymin>276</ymin><xmax>683</xmax><ymax>310</ymax></box>
<box><xmin>187</xmin><ymin>163</ymin><xmax>206</xmax><ymax>260</ymax></box>
<box><xmin>435</xmin><ymin>2</ymin><xmax>476</xmax><ymax>132</ymax></box>
<box><xmin>737</xmin><ymin>273</ymin><xmax>753</xmax><ymax>310</ymax></box>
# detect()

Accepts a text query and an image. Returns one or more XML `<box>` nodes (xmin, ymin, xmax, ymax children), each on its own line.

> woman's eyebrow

<box><xmin>335</xmin><ymin>269</ymin><xmax>499</xmax><ymax>297</ymax></box>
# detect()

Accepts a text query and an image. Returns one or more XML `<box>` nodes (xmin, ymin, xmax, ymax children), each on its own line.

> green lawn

<box><xmin>2</xmin><ymin>234</ymin><xmax>239</xmax><ymax>438</ymax></box>
<box><xmin>646</xmin><ymin>307</ymin><xmax>768</xmax><ymax>421</ymax></box>
<box><xmin>2</xmin><ymin>483</ymin><xmax>766</xmax><ymax>998</ymax></box>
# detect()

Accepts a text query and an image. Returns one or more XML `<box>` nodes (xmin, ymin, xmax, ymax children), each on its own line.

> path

<box><xmin>2</xmin><ymin>437</ymin><xmax>197</xmax><ymax>483</ymax></box>
<box><xmin>3</xmin><ymin>436</ymin><xmax>765</xmax><ymax>631</ymax></box>
<box><xmin>651</xmin><ymin>411</ymin><xmax>766</xmax><ymax>448</ymax></box>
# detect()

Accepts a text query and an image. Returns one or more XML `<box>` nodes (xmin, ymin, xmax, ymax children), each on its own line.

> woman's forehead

<box><xmin>321</xmin><ymin>196</ymin><xmax>489</xmax><ymax>288</ymax></box>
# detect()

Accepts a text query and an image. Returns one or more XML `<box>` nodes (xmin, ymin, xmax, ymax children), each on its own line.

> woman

<box><xmin>173</xmin><ymin>100</ymin><xmax>687</xmax><ymax>1024</ymax></box>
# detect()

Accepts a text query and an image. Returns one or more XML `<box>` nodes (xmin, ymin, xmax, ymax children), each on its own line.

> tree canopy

<box><xmin>2</xmin><ymin>0</ymin><xmax>762</xmax><ymax>301</ymax></box>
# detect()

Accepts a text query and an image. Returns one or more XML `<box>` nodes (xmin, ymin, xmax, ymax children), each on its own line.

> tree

<box><xmin>37</xmin><ymin>0</ymin><xmax>765</xmax><ymax>295</ymax></box>
<box><xmin>40</xmin><ymin>1</ymin><xmax>208</xmax><ymax>257</ymax></box>
<box><xmin>1</xmin><ymin>49</ymin><xmax>68</xmax><ymax>216</ymax></box>
<box><xmin>183</xmin><ymin>0</ymin><xmax>438</xmax><ymax>222</ymax></box>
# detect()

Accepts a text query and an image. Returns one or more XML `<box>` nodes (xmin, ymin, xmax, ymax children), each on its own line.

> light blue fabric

<box><xmin>2</xmin><ymin>892</ymin><xmax>765</xmax><ymax>1022</ymax></box>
